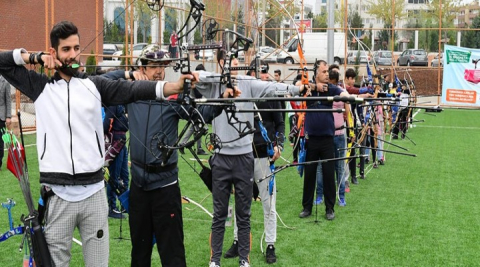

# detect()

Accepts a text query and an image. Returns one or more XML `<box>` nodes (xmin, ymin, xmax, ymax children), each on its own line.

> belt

<box><xmin>132</xmin><ymin>160</ymin><xmax>176</xmax><ymax>173</ymax></box>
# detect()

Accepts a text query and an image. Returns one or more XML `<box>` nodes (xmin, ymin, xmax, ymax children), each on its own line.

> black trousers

<box><xmin>0</xmin><ymin>120</ymin><xmax>5</xmax><ymax>169</ymax></box>
<box><xmin>303</xmin><ymin>136</ymin><xmax>335</xmax><ymax>213</ymax></box>
<box><xmin>129</xmin><ymin>182</ymin><xmax>186</xmax><ymax>267</ymax></box>
<box><xmin>392</xmin><ymin>108</ymin><xmax>409</xmax><ymax>138</ymax></box>
<box><xmin>210</xmin><ymin>152</ymin><xmax>254</xmax><ymax>264</ymax></box>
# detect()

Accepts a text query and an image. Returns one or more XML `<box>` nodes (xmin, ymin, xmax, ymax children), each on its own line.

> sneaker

<box><xmin>326</xmin><ymin>210</ymin><xmax>335</xmax><ymax>220</ymax></box>
<box><xmin>351</xmin><ymin>176</ymin><xmax>359</xmax><ymax>184</ymax></box>
<box><xmin>224</xmin><ymin>240</ymin><xmax>239</xmax><ymax>258</ymax></box>
<box><xmin>209</xmin><ymin>262</ymin><xmax>220</xmax><ymax>267</ymax></box>
<box><xmin>112</xmin><ymin>208</ymin><xmax>122</xmax><ymax>214</ymax></box>
<box><xmin>314</xmin><ymin>196</ymin><xmax>323</xmax><ymax>205</ymax></box>
<box><xmin>373</xmin><ymin>162</ymin><xmax>378</xmax><ymax>168</ymax></box>
<box><xmin>197</xmin><ymin>148</ymin><xmax>208</xmax><ymax>155</ymax></box>
<box><xmin>266</xmin><ymin>245</ymin><xmax>277</xmax><ymax>264</ymax></box>
<box><xmin>108</xmin><ymin>210</ymin><xmax>125</xmax><ymax>219</ymax></box>
<box><xmin>339</xmin><ymin>198</ymin><xmax>346</xmax><ymax>207</ymax></box>
<box><xmin>379</xmin><ymin>159</ymin><xmax>385</xmax><ymax>165</ymax></box>
<box><xmin>365</xmin><ymin>159</ymin><xmax>370</xmax><ymax>164</ymax></box>
<box><xmin>239</xmin><ymin>260</ymin><xmax>250</xmax><ymax>267</ymax></box>
<box><xmin>179</xmin><ymin>147</ymin><xmax>185</xmax><ymax>155</ymax></box>
<box><xmin>299</xmin><ymin>209</ymin><xmax>311</xmax><ymax>218</ymax></box>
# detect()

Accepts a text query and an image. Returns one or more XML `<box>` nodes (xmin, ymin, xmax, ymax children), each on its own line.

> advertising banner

<box><xmin>442</xmin><ymin>44</ymin><xmax>480</xmax><ymax>106</ymax></box>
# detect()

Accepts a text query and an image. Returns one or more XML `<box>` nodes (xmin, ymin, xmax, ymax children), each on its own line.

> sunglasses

<box><xmin>145</xmin><ymin>51</ymin><xmax>166</xmax><ymax>60</ymax></box>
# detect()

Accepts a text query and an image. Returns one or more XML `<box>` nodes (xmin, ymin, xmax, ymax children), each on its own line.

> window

<box><xmin>114</xmin><ymin>7</ymin><xmax>125</xmax><ymax>31</ymax></box>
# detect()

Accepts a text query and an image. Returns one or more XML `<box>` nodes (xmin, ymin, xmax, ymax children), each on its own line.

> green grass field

<box><xmin>1</xmin><ymin>109</ymin><xmax>480</xmax><ymax>266</ymax></box>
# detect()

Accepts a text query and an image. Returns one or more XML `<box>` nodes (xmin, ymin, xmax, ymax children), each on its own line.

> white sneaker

<box><xmin>240</xmin><ymin>260</ymin><xmax>250</xmax><ymax>267</ymax></box>
<box><xmin>209</xmin><ymin>262</ymin><xmax>220</xmax><ymax>267</ymax></box>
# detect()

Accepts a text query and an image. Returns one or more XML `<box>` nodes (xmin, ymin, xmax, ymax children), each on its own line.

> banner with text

<box><xmin>442</xmin><ymin>44</ymin><xmax>480</xmax><ymax>106</ymax></box>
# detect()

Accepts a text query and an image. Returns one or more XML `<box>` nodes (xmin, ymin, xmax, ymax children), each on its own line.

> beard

<box><xmin>56</xmin><ymin>56</ymin><xmax>79</xmax><ymax>77</ymax></box>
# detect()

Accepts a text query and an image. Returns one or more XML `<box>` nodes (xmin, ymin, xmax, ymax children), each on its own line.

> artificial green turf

<box><xmin>1</xmin><ymin>109</ymin><xmax>479</xmax><ymax>266</ymax></box>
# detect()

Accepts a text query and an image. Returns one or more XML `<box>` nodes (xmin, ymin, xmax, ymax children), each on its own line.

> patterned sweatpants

<box><xmin>44</xmin><ymin>189</ymin><xmax>109</xmax><ymax>267</ymax></box>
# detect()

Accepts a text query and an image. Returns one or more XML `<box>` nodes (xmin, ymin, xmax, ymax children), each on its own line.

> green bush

<box><xmin>86</xmin><ymin>50</ymin><xmax>96</xmax><ymax>75</ymax></box>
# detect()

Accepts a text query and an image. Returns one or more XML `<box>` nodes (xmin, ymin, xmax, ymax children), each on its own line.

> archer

<box><xmin>102</xmin><ymin>44</ymin><xmax>224</xmax><ymax>267</ymax></box>
<box><xmin>194</xmin><ymin>49</ymin><xmax>306</xmax><ymax>267</ymax></box>
<box><xmin>0</xmin><ymin>21</ymin><xmax>192</xmax><ymax>266</ymax></box>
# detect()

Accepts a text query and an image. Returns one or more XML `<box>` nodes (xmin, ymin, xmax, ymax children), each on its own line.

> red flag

<box><xmin>6</xmin><ymin>140</ymin><xmax>25</xmax><ymax>180</ymax></box>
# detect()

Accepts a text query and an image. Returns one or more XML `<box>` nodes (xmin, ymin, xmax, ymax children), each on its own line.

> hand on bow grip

<box><xmin>223</xmin><ymin>87</ymin><xmax>241</xmax><ymax>98</ymax></box>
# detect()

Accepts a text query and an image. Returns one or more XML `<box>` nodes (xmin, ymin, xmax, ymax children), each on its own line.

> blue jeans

<box><xmin>316</xmin><ymin>134</ymin><xmax>346</xmax><ymax>199</ymax></box>
<box><xmin>107</xmin><ymin>145</ymin><xmax>129</xmax><ymax>211</ymax></box>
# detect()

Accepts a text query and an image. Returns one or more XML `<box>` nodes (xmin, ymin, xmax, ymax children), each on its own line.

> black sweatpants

<box><xmin>210</xmin><ymin>152</ymin><xmax>254</xmax><ymax>264</ymax></box>
<box><xmin>303</xmin><ymin>136</ymin><xmax>336</xmax><ymax>213</ymax></box>
<box><xmin>129</xmin><ymin>182</ymin><xmax>186</xmax><ymax>267</ymax></box>
<box><xmin>392</xmin><ymin>108</ymin><xmax>409</xmax><ymax>138</ymax></box>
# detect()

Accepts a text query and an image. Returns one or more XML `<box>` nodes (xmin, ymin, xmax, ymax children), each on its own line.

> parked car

<box><xmin>347</xmin><ymin>50</ymin><xmax>371</xmax><ymax>65</ymax></box>
<box><xmin>256</xmin><ymin>46</ymin><xmax>277</xmax><ymax>63</ymax></box>
<box><xmin>372</xmin><ymin>50</ymin><xmax>393</xmax><ymax>66</ymax></box>
<box><xmin>103</xmin><ymin>44</ymin><xmax>120</xmax><ymax>60</ymax></box>
<box><xmin>397</xmin><ymin>49</ymin><xmax>428</xmax><ymax>66</ymax></box>
<box><xmin>197</xmin><ymin>49</ymin><xmax>215</xmax><ymax>61</ymax></box>
<box><xmin>431</xmin><ymin>53</ymin><xmax>443</xmax><ymax>67</ymax></box>
<box><xmin>113</xmin><ymin>43</ymin><xmax>168</xmax><ymax>61</ymax></box>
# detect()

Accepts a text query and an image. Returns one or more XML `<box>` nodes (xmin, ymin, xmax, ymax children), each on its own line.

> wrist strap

<box><xmin>29</xmin><ymin>53</ymin><xmax>35</xmax><ymax>65</ymax></box>
<box><xmin>36</xmin><ymin>52</ymin><xmax>45</xmax><ymax>66</ymax></box>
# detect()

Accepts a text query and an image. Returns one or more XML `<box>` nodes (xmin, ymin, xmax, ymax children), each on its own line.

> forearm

<box><xmin>249</xmin><ymin>79</ymin><xmax>300</xmax><ymax>97</ymax></box>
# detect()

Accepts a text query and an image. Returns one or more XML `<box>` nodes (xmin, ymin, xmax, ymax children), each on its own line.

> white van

<box><xmin>275</xmin><ymin>32</ymin><xmax>347</xmax><ymax>64</ymax></box>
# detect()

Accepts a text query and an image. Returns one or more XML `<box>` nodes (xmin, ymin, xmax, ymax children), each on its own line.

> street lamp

<box><xmin>145</xmin><ymin>0</ymin><xmax>164</xmax><ymax>11</ymax></box>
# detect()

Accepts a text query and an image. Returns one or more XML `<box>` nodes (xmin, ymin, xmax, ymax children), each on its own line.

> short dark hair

<box><xmin>345</xmin><ymin>68</ymin><xmax>356</xmax><ymax>79</ymax></box>
<box><xmin>195</xmin><ymin>64</ymin><xmax>206</xmax><ymax>71</ymax></box>
<box><xmin>50</xmin><ymin>21</ymin><xmax>79</xmax><ymax>49</ymax></box>
<box><xmin>328</xmin><ymin>64</ymin><xmax>339</xmax><ymax>71</ymax></box>
<box><xmin>316</xmin><ymin>59</ymin><xmax>327</xmax><ymax>67</ymax></box>
<box><xmin>274</xmin><ymin>69</ymin><xmax>281</xmax><ymax>75</ymax></box>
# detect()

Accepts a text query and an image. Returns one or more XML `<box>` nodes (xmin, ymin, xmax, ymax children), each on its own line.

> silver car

<box><xmin>397</xmin><ymin>49</ymin><xmax>428</xmax><ymax>66</ymax></box>
<box><xmin>431</xmin><ymin>54</ymin><xmax>443</xmax><ymax>67</ymax></box>
<box><xmin>372</xmin><ymin>50</ymin><xmax>393</xmax><ymax>66</ymax></box>
<box><xmin>347</xmin><ymin>50</ymin><xmax>370</xmax><ymax>65</ymax></box>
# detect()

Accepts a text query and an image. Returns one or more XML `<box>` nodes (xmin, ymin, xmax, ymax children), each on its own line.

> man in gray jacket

<box><xmin>195</xmin><ymin>57</ymin><xmax>304</xmax><ymax>267</ymax></box>
<box><xmin>0</xmin><ymin>74</ymin><xmax>12</xmax><ymax>170</ymax></box>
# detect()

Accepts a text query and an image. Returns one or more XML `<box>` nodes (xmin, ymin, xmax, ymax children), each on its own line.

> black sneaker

<box><xmin>224</xmin><ymin>240</ymin><xmax>239</xmax><ymax>258</ymax></box>
<box><xmin>266</xmin><ymin>244</ymin><xmax>277</xmax><ymax>264</ymax></box>
<box><xmin>326</xmin><ymin>209</ymin><xmax>335</xmax><ymax>220</ymax></box>
<box><xmin>351</xmin><ymin>176</ymin><xmax>359</xmax><ymax>184</ymax></box>
<box><xmin>179</xmin><ymin>147</ymin><xmax>185</xmax><ymax>155</ymax></box>
<box><xmin>197</xmin><ymin>148</ymin><xmax>208</xmax><ymax>155</ymax></box>
<box><xmin>299</xmin><ymin>209</ymin><xmax>311</xmax><ymax>218</ymax></box>
<box><xmin>108</xmin><ymin>210</ymin><xmax>125</xmax><ymax>219</ymax></box>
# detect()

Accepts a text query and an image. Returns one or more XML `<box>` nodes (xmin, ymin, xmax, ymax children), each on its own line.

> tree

<box><xmin>86</xmin><ymin>50</ymin><xmax>96</xmax><ymax>75</ymax></box>
<box><xmin>264</xmin><ymin>1</ymin><xmax>284</xmax><ymax>47</ymax></box>
<box><xmin>463</xmin><ymin>16</ymin><xmax>480</xmax><ymax>49</ymax></box>
<box><xmin>366</xmin><ymin>0</ymin><xmax>407</xmax><ymax>27</ymax></box>
<box><xmin>378</xmin><ymin>23</ymin><xmax>398</xmax><ymax>50</ymax></box>
<box><xmin>349</xmin><ymin>11</ymin><xmax>364</xmax><ymax>50</ymax></box>
<box><xmin>312</xmin><ymin>13</ymin><xmax>327</xmax><ymax>32</ymax></box>
<box><xmin>134</xmin><ymin>1</ymin><xmax>154</xmax><ymax>43</ymax></box>
<box><xmin>104</xmin><ymin>19</ymin><xmax>124</xmax><ymax>43</ymax></box>
<box><xmin>164</xmin><ymin>7</ymin><xmax>177</xmax><ymax>41</ymax></box>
